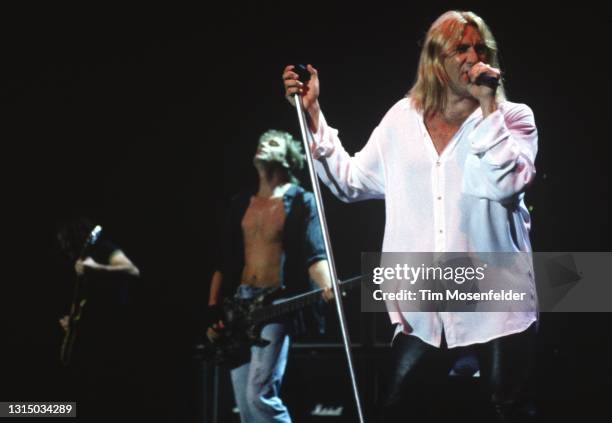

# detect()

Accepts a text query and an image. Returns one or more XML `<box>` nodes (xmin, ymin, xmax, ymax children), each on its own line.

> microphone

<box><xmin>474</xmin><ymin>73</ymin><xmax>500</xmax><ymax>90</ymax></box>
<box><xmin>294</xmin><ymin>64</ymin><xmax>311</xmax><ymax>82</ymax></box>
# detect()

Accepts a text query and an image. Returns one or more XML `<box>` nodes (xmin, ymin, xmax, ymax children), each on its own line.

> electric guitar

<box><xmin>60</xmin><ymin>225</ymin><xmax>103</xmax><ymax>366</ymax></box>
<box><xmin>199</xmin><ymin>275</ymin><xmax>361</xmax><ymax>365</ymax></box>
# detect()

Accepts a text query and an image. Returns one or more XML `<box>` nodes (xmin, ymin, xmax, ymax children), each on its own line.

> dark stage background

<box><xmin>2</xmin><ymin>3</ymin><xmax>611</xmax><ymax>422</ymax></box>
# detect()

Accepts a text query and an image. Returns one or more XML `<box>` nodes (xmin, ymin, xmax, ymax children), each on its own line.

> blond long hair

<box><xmin>409</xmin><ymin>10</ymin><xmax>506</xmax><ymax>117</ymax></box>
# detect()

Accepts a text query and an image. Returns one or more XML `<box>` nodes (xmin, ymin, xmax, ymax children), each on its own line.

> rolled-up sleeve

<box><xmin>302</xmin><ymin>191</ymin><xmax>327</xmax><ymax>267</ymax></box>
<box><xmin>462</xmin><ymin>103</ymin><xmax>538</xmax><ymax>204</ymax></box>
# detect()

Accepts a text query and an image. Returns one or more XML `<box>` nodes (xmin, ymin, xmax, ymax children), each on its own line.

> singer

<box><xmin>283</xmin><ymin>10</ymin><xmax>538</xmax><ymax>422</ymax></box>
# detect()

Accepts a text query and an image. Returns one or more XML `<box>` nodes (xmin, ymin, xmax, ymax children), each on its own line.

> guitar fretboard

<box><xmin>251</xmin><ymin>276</ymin><xmax>361</xmax><ymax>323</ymax></box>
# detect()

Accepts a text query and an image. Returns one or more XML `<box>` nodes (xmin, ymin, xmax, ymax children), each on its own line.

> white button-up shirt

<box><xmin>310</xmin><ymin>97</ymin><xmax>538</xmax><ymax>348</ymax></box>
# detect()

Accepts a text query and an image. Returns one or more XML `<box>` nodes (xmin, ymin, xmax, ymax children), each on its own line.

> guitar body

<box><xmin>200</xmin><ymin>277</ymin><xmax>361</xmax><ymax>365</ymax></box>
<box><xmin>60</xmin><ymin>225</ymin><xmax>102</xmax><ymax>366</ymax></box>
<box><xmin>60</xmin><ymin>294</ymin><xmax>86</xmax><ymax>366</ymax></box>
<box><xmin>200</xmin><ymin>288</ymin><xmax>278</xmax><ymax>366</ymax></box>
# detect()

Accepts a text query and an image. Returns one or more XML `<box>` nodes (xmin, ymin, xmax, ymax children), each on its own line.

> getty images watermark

<box><xmin>372</xmin><ymin>262</ymin><xmax>528</xmax><ymax>302</ymax></box>
<box><xmin>361</xmin><ymin>252</ymin><xmax>612</xmax><ymax>312</ymax></box>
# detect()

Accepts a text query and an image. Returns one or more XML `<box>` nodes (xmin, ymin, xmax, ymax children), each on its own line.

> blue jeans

<box><xmin>230</xmin><ymin>285</ymin><xmax>292</xmax><ymax>423</ymax></box>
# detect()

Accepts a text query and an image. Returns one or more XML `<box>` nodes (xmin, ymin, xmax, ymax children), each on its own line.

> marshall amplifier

<box><xmin>282</xmin><ymin>343</ymin><xmax>368</xmax><ymax>422</ymax></box>
<box><xmin>197</xmin><ymin>342</ymin><xmax>387</xmax><ymax>422</ymax></box>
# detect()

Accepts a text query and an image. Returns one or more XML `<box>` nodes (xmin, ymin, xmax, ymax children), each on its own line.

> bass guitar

<box><xmin>199</xmin><ymin>275</ymin><xmax>361</xmax><ymax>364</ymax></box>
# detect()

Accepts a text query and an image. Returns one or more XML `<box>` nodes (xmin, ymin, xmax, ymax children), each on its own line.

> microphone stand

<box><xmin>293</xmin><ymin>93</ymin><xmax>366</xmax><ymax>423</ymax></box>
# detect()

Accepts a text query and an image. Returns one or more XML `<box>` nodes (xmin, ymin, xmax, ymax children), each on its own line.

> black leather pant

<box><xmin>380</xmin><ymin>323</ymin><xmax>537</xmax><ymax>422</ymax></box>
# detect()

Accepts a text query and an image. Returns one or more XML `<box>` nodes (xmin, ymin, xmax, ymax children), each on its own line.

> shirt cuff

<box><xmin>311</xmin><ymin>112</ymin><xmax>339</xmax><ymax>159</ymax></box>
<box><xmin>306</xmin><ymin>254</ymin><xmax>327</xmax><ymax>268</ymax></box>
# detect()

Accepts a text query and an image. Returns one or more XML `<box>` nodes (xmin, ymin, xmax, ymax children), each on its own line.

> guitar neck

<box><xmin>251</xmin><ymin>276</ymin><xmax>361</xmax><ymax>323</ymax></box>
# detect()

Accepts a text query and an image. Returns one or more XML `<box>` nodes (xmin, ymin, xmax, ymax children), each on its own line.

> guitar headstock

<box><xmin>80</xmin><ymin>225</ymin><xmax>102</xmax><ymax>256</ymax></box>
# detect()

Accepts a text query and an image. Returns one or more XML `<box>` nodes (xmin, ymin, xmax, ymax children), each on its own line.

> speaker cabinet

<box><xmin>283</xmin><ymin>345</ymin><xmax>361</xmax><ymax>422</ymax></box>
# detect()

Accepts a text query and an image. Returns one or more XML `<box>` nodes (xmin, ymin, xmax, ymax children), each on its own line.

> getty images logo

<box><xmin>311</xmin><ymin>404</ymin><xmax>344</xmax><ymax>417</ymax></box>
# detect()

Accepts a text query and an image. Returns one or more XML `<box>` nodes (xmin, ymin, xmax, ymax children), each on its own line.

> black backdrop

<box><xmin>2</xmin><ymin>2</ymin><xmax>611</xmax><ymax>421</ymax></box>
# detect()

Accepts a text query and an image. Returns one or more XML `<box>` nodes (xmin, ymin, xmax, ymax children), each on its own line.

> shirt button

<box><xmin>437</xmin><ymin>196</ymin><xmax>442</xmax><ymax>200</ymax></box>
<box><xmin>439</xmin><ymin>229</ymin><xmax>443</xmax><ymax>234</ymax></box>
<box><xmin>436</xmin><ymin>161</ymin><xmax>441</xmax><ymax>167</ymax></box>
